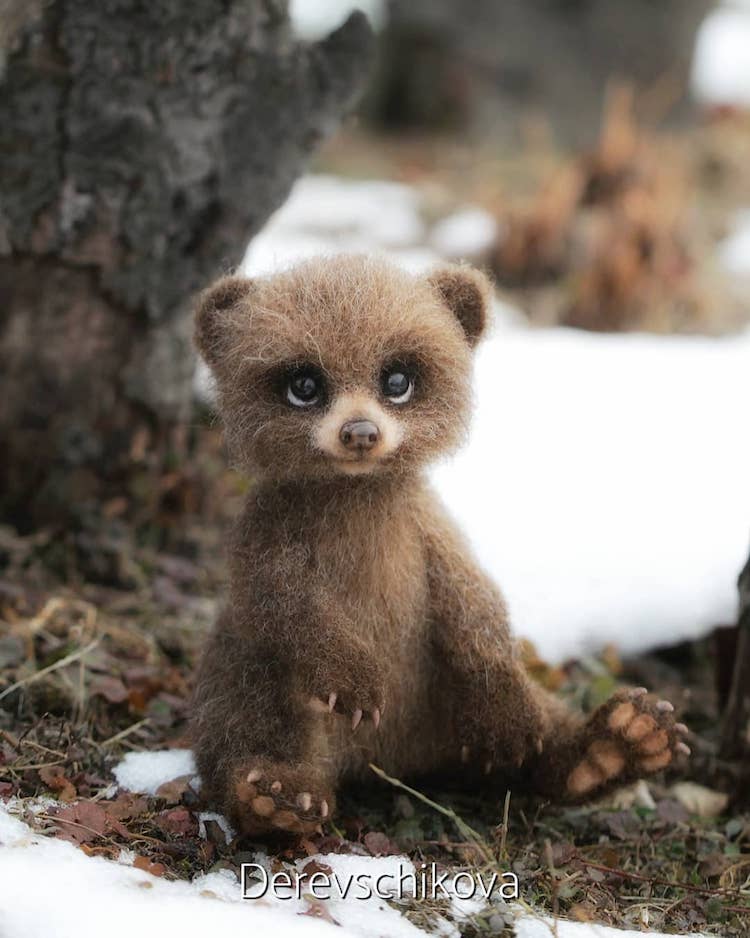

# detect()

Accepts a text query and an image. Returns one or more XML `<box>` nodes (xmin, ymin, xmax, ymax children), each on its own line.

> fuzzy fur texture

<box><xmin>191</xmin><ymin>254</ymin><xmax>689</xmax><ymax>836</ymax></box>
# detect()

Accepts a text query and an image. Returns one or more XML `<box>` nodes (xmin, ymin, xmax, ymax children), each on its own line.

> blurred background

<box><xmin>1</xmin><ymin>4</ymin><xmax>750</xmax><ymax>929</ymax></box>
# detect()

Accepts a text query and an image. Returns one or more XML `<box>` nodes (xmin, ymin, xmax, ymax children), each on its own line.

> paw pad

<box><xmin>233</xmin><ymin>761</ymin><xmax>333</xmax><ymax>835</ymax></box>
<box><xmin>566</xmin><ymin>689</ymin><xmax>689</xmax><ymax>798</ymax></box>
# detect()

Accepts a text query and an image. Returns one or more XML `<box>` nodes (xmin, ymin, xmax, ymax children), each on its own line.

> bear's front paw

<box><xmin>460</xmin><ymin>687</ymin><xmax>548</xmax><ymax>774</ymax></box>
<box><xmin>306</xmin><ymin>655</ymin><xmax>385</xmax><ymax>731</ymax></box>
<box><xmin>233</xmin><ymin>759</ymin><xmax>335</xmax><ymax>837</ymax></box>
<box><xmin>566</xmin><ymin>687</ymin><xmax>690</xmax><ymax>798</ymax></box>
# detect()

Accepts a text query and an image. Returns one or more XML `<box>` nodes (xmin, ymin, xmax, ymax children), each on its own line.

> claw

<box><xmin>676</xmin><ymin>742</ymin><xmax>691</xmax><ymax>756</ymax></box>
<box><xmin>484</xmin><ymin>760</ymin><xmax>493</xmax><ymax>775</ymax></box>
<box><xmin>675</xmin><ymin>723</ymin><xmax>689</xmax><ymax>735</ymax></box>
<box><xmin>270</xmin><ymin>780</ymin><xmax>282</xmax><ymax>794</ymax></box>
<box><xmin>461</xmin><ymin>745</ymin><xmax>470</xmax><ymax>764</ymax></box>
<box><xmin>372</xmin><ymin>708</ymin><xmax>381</xmax><ymax>730</ymax></box>
<box><xmin>535</xmin><ymin>737</ymin><xmax>544</xmax><ymax>754</ymax></box>
<box><xmin>352</xmin><ymin>708</ymin><xmax>363</xmax><ymax>731</ymax></box>
<box><xmin>297</xmin><ymin>792</ymin><xmax>312</xmax><ymax>812</ymax></box>
<box><xmin>656</xmin><ymin>700</ymin><xmax>674</xmax><ymax>712</ymax></box>
<box><xmin>328</xmin><ymin>692</ymin><xmax>337</xmax><ymax>713</ymax></box>
<box><xmin>320</xmin><ymin>799</ymin><xmax>329</xmax><ymax>819</ymax></box>
<box><xmin>246</xmin><ymin>768</ymin><xmax>262</xmax><ymax>783</ymax></box>
<box><xmin>632</xmin><ymin>687</ymin><xmax>648</xmax><ymax>697</ymax></box>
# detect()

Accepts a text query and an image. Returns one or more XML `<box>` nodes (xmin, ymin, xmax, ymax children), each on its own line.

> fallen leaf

<box><xmin>299</xmin><ymin>898</ymin><xmax>339</xmax><ymax>925</ymax></box>
<box><xmin>89</xmin><ymin>675</ymin><xmax>128</xmax><ymax>704</ymax></box>
<box><xmin>363</xmin><ymin>830</ymin><xmax>397</xmax><ymax>856</ymax></box>
<box><xmin>550</xmin><ymin>841</ymin><xmax>576</xmax><ymax>866</ymax></box>
<box><xmin>104</xmin><ymin>793</ymin><xmax>149</xmax><ymax>820</ymax></box>
<box><xmin>302</xmin><ymin>858</ymin><xmax>333</xmax><ymax>877</ymax></box>
<box><xmin>133</xmin><ymin>856</ymin><xmax>166</xmax><ymax>877</ymax></box>
<box><xmin>153</xmin><ymin>807</ymin><xmax>196</xmax><ymax>837</ymax></box>
<box><xmin>38</xmin><ymin>765</ymin><xmax>76</xmax><ymax>802</ymax></box>
<box><xmin>155</xmin><ymin>774</ymin><xmax>192</xmax><ymax>805</ymax></box>
<box><xmin>52</xmin><ymin>801</ymin><xmax>129</xmax><ymax>844</ymax></box>
<box><xmin>656</xmin><ymin>798</ymin><xmax>689</xmax><ymax>824</ymax></box>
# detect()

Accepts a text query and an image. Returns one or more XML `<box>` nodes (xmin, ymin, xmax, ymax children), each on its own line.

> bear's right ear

<box><xmin>194</xmin><ymin>276</ymin><xmax>254</xmax><ymax>368</ymax></box>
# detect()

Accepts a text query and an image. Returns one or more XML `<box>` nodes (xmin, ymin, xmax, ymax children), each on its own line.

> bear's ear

<box><xmin>194</xmin><ymin>275</ymin><xmax>254</xmax><ymax>368</ymax></box>
<box><xmin>428</xmin><ymin>265</ymin><xmax>492</xmax><ymax>348</ymax></box>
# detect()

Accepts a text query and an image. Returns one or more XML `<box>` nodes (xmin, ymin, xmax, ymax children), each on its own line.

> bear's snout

<box><xmin>339</xmin><ymin>419</ymin><xmax>380</xmax><ymax>452</ymax></box>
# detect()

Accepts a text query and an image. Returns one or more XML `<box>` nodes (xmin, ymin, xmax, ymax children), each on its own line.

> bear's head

<box><xmin>195</xmin><ymin>255</ymin><xmax>491</xmax><ymax>480</ymax></box>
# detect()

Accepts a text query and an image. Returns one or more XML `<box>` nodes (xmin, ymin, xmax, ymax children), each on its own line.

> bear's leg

<box><xmin>525</xmin><ymin>685</ymin><xmax>691</xmax><ymax>802</ymax></box>
<box><xmin>191</xmin><ymin>612</ymin><xmax>337</xmax><ymax>836</ymax></box>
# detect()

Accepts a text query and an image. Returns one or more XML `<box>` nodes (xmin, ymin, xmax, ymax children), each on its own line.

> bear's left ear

<box><xmin>428</xmin><ymin>265</ymin><xmax>493</xmax><ymax>348</ymax></box>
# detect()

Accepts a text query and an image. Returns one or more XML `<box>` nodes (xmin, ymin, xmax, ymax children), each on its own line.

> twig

<box><xmin>497</xmin><ymin>789</ymin><xmax>511</xmax><ymax>860</ymax></box>
<box><xmin>99</xmin><ymin>718</ymin><xmax>150</xmax><ymax>748</ymax></box>
<box><xmin>580</xmin><ymin>857</ymin><xmax>750</xmax><ymax>900</ymax></box>
<box><xmin>369</xmin><ymin>763</ymin><xmax>494</xmax><ymax>865</ymax></box>
<box><xmin>7</xmin><ymin>758</ymin><xmax>66</xmax><ymax>772</ymax></box>
<box><xmin>0</xmin><ymin>639</ymin><xmax>100</xmax><ymax>702</ymax></box>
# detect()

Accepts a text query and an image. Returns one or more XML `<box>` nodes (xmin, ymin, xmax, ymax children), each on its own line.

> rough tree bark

<box><xmin>721</xmin><ymin>554</ymin><xmax>750</xmax><ymax>761</ymax></box>
<box><xmin>0</xmin><ymin>0</ymin><xmax>372</xmax><ymax>530</ymax></box>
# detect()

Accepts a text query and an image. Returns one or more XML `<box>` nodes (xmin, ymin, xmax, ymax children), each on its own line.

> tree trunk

<box><xmin>367</xmin><ymin>0</ymin><xmax>711</xmax><ymax>143</ymax></box>
<box><xmin>721</xmin><ymin>554</ymin><xmax>750</xmax><ymax>760</ymax></box>
<box><xmin>0</xmin><ymin>0</ymin><xmax>372</xmax><ymax>530</ymax></box>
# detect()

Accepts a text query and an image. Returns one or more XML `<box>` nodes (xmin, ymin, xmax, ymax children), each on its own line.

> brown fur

<box><xmin>191</xmin><ymin>254</ymin><xmax>688</xmax><ymax>836</ymax></box>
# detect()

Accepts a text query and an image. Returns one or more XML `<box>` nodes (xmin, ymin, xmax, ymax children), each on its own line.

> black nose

<box><xmin>339</xmin><ymin>419</ymin><xmax>380</xmax><ymax>451</ymax></box>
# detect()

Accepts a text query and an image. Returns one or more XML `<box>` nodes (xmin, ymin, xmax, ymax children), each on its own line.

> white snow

<box><xmin>289</xmin><ymin>0</ymin><xmax>386</xmax><ymax>40</ymax></box>
<box><xmin>691</xmin><ymin>2</ymin><xmax>750</xmax><ymax>108</ymax></box>
<box><xmin>719</xmin><ymin>209</ymin><xmax>750</xmax><ymax>277</ymax></box>
<box><xmin>113</xmin><ymin>748</ymin><xmax>196</xmax><ymax>795</ymax></box>
<box><xmin>197</xmin><ymin>811</ymin><xmax>236</xmax><ymax>845</ymax></box>
<box><xmin>242</xmin><ymin>175</ymin><xmax>435</xmax><ymax>278</ymax></box>
<box><xmin>0</xmin><ymin>802</ymin><xmax>704</xmax><ymax>938</ymax></box>
<box><xmin>428</xmin><ymin>207</ymin><xmax>499</xmax><ymax>261</ymax></box>
<box><xmin>433</xmin><ymin>325</ymin><xmax>750</xmax><ymax>662</ymax></box>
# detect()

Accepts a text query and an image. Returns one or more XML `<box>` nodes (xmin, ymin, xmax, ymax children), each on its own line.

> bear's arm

<box><xmin>227</xmin><ymin>554</ymin><xmax>385</xmax><ymax>723</ymax></box>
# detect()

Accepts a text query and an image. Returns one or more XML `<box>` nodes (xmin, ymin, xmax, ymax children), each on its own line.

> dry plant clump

<box><xmin>491</xmin><ymin>86</ymin><xmax>737</xmax><ymax>334</ymax></box>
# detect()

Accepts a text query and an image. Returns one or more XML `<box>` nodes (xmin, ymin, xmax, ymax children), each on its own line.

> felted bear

<box><xmin>191</xmin><ymin>254</ymin><xmax>689</xmax><ymax>836</ymax></box>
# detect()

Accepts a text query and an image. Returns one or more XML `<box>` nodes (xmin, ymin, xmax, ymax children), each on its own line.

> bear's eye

<box><xmin>286</xmin><ymin>366</ymin><xmax>324</xmax><ymax>408</ymax></box>
<box><xmin>381</xmin><ymin>364</ymin><xmax>414</xmax><ymax>404</ymax></box>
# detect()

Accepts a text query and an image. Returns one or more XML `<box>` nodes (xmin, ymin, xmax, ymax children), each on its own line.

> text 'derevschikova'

<box><xmin>241</xmin><ymin>862</ymin><xmax>520</xmax><ymax>902</ymax></box>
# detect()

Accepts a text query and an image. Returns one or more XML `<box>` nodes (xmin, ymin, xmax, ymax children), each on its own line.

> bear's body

<box><xmin>192</xmin><ymin>255</ymin><xmax>688</xmax><ymax>835</ymax></box>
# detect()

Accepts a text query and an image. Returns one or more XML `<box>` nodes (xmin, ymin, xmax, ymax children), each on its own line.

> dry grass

<box><xmin>490</xmin><ymin>85</ymin><xmax>745</xmax><ymax>334</ymax></box>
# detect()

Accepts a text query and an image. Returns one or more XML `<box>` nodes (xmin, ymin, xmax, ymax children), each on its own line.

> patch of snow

<box><xmin>514</xmin><ymin>918</ymin><xmax>705</xmax><ymax>938</ymax></box>
<box><xmin>197</xmin><ymin>811</ymin><xmax>236</xmax><ymax>846</ymax></box>
<box><xmin>289</xmin><ymin>0</ymin><xmax>386</xmax><ymax>40</ymax></box>
<box><xmin>691</xmin><ymin>3</ymin><xmax>750</xmax><ymax>108</ymax></box>
<box><xmin>0</xmin><ymin>802</ymin><xmax>706</xmax><ymax>938</ymax></box>
<box><xmin>432</xmin><ymin>326</ymin><xmax>750</xmax><ymax>663</ymax></box>
<box><xmin>113</xmin><ymin>749</ymin><xmax>197</xmax><ymax>795</ymax></box>
<box><xmin>429</xmin><ymin>208</ymin><xmax>499</xmax><ymax>261</ymax></box>
<box><xmin>719</xmin><ymin>209</ymin><xmax>750</xmax><ymax>276</ymax></box>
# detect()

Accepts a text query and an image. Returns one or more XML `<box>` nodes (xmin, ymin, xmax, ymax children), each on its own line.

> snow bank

<box><xmin>113</xmin><ymin>749</ymin><xmax>196</xmax><ymax>795</ymax></box>
<box><xmin>434</xmin><ymin>326</ymin><xmax>750</xmax><ymax>662</ymax></box>
<box><xmin>0</xmin><ymin>802</ymin><xmax>703</xmax><ymax>938</ymax></box>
